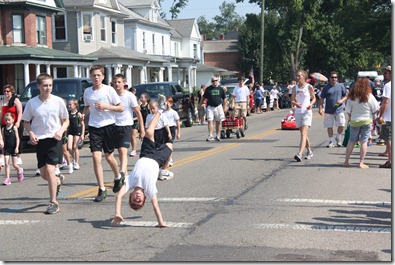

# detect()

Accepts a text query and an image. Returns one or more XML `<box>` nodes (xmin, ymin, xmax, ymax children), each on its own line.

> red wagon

<box><xmin>220</xmin><ymin>117</ymin><xmax>245</xmax><ymax>139</ymax></box>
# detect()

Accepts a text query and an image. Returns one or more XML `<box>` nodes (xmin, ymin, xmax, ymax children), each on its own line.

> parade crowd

<box><xmin>1</xmin><ymin>65</ymin><xmax>391</xmax><ymax>227</ymax></box>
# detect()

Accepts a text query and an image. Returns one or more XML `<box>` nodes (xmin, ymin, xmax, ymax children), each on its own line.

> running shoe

<box><xmin>54</xmin><ymin>167</ymin><xmax>60</xmax><ymax>176</ymax></box>
<box><xmin>56</xmin><ymin>182</ymin><xmax>62</xmax><ymax>197</ymax></box>
<box><xmin>335</xmin><ymin>136</ymin><xmax>342</xmax><ymax>147</ymax></box>
<box><xmin>305</xmin><ymin>150</ymin><xmax>313</xmax><ymax>160</ymax></box>
<box><xmin>67</xmin><ymin>165</ymin><xmax>73</xmax><ymax>174</ymax></box>
<box><xmin>129</xmin><ymin>150</ymin><xmax>137</xmax><ymax>157</ymax></box>
<box><xmin>294</xmin><ymin>153</ymin><xmax>302</xmax><ymax>162</ymax></box>
<box><xmin>45</xmin><ymin>201</ymin><xmax>59</xmax><ymax>214</ymax></box>
<box><xmin>158</xmin><ymin>170</ymin><xmax>174</xmax><ymax>180</ymax></box>
<box><xmin>3</xmin><ymin>178</ymin><xmax>11</xmax><ymax>185</ymax></box>
<box><xmin>73</xmin><ymin>162</ymin><xmax>80</xmax><ymax>170</ymax></box>
<box><xmin>327</xmin><ymin>141</ymin><xmax>335</xmax><ymax>148</ymax></box>
<box><xmin>35</xmin><ymin>169</ymin><xmax>41</xmax><ymax>176</ymax></box>
<box><xmin>215</xmin><ymin>136</ymin><xmax>221</xmax><ymax>141</ymax></box>
<box><xmin>112</xmin><ymin>172</ymin><xmax>125</xmax><ymax>193</ymax></box>
<box><xmin>206</xmin><ymin>135</ymin><xmax>214</xmax><ymax>141</ymax></box>
<box><xmin>379</xmin><ymin>161</ymin><xmax>391</xmax><ymax>168</ymax></box>
<box><xmin>94</xmin><ymin>188</ymin><xmax>107</xmax><ymax>202</ymax></box>
<box><xmin>0</xmin><ymin>158</ymin><xmax>4</xmax><ymax>166</ymax></box>
<box><xmin>17</xmin><ymin>168</ymin><xmax>24</xmax><ymax>182</ymax></box>
<box><xmin>168</xmin><ymin>159</ymin><xmax>174</xmax><ymax>167</ymax></box>
<box><xmin>58</xmin><ymin>174</ymin><xmax>65</xmax><ymax>185</ymax></box>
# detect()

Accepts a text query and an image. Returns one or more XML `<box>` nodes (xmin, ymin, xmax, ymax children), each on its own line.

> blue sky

<box><xmin>160</xmin><ymin>0</ymin><xmax>260</xmax><ymax>21</ymax></box>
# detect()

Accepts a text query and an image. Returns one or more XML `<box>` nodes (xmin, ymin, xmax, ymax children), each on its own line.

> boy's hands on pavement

<box><xmin>111</xmin><ymin>215</ymin><xmax>124</xmax><ymax>226</ymax></box>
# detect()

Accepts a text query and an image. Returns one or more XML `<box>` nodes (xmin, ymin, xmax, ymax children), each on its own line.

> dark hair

<box><xmin>89</xmin><ymin>65</ymin><xmax>105</xmax><ymax>75</ymax></box>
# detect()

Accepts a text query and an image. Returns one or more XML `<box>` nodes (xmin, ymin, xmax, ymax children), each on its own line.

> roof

<box><xmin>0</xmin><ymin>0</ymin><xmax>65</xmax><ymax>11</ymax></box>
<box><xmin>87</xmin><ymin>47</ymin><xmax>166</xmax><ymax>62</ymax></box>
<box><xmin>202</xmin><ymin>40</ymin><xmax>239</xmax><ymax>53</ymax></box>
<box><xmin>166</xmin><ymin>19</ymin><xmax>195</xmax><ymax>37</ymax></box>
<box><xmin>0</xmin><ymin>46</ymin><xmax>97</xmax><ymax>62</ymax></box>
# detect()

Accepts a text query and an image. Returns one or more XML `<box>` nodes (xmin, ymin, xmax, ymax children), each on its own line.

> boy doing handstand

<box><xmin>111</xmin><ymin>111</ymin><xmax>173</xmax><ymax>227</ymax></box>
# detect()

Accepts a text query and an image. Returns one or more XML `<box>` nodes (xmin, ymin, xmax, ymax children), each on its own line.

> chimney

<box><xmin>219</xmin><ymin>33</ymin><xmax>224</xmax><ymax>40</ymax></box>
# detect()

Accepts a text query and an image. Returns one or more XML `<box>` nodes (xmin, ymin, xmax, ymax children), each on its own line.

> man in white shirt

<box><xmin>378</xmin><ymin>66</ymin><xmax>391</xmax><ymax>168</ymax></box>
<box><xmin>231</xmin><ymin>77</ymin><xmax>250</xmax><ymax>129</ymax></box>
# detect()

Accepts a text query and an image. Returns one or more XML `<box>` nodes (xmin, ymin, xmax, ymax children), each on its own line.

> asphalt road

<box><xmin>0</xmin><ymin>108</ymin><xmax>391</xmax><ymax>262</ymax></box>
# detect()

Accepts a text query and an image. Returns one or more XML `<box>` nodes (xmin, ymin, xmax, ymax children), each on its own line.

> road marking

<box><xmin>159</xmin><ymin>197</ymin><xmax>225</xmax><ymax>202</ymax></box>
<box><xmin>277</xmin><ymin>198</ymin><xmax>391</xmax><ymax>206</ymax></box>
<box><xmin>121</xmin><ymin>221</ymin><xmax>194</xmax><ymax>228</ymax></box>
<box><xmin>255</xmin><ymin>223</ymin><xmax>391</xmax><ymax>233</ymax></box>
<box><xmin>0</xmin><ymin>220</ymin><xmax>42</xmax><ymax>225</ymax></box>
<box><xmin>67</xmin><ymin>128</ymin><xmax>279</xmax><ymax>199</ymax></box>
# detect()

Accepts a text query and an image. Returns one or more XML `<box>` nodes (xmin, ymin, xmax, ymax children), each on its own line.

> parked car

<box><xmin>20</xmin><ymin>77</ymin><xmax>93</xmax><ymax>146</ymax></box>
<box><xmin>133</xmin><ymin>82</ymin><xmax>195</xmax><ymax>127</ymax></box>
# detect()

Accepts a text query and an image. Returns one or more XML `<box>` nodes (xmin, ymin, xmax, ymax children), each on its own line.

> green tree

<box><xmin>197</xmin><ymin>16</ymin><xmax>217</xmax><ymax>40</ymax></box>
<box><xmin>197</xmin><ymin>1</ymin><xmax>245</xmax><ymax>40</ymax></box>
<box><xmin>213</xmin><ymin>2</ymin><xmax>244</xmax><ymax>36</ymax></box>
<box><xmin>159</xmin><ymin>0</ymin><xmax>189</xmax><ymax>19</ymax></box>
<box><xmin>236</xmin><ymin>0</ymin><xmax>391</xmax><ymax>80</ymax></box>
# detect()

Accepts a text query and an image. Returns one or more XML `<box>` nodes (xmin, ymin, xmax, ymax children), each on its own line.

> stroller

<box><xmin>220</xmin><ymin>97</ymin><xmax>246</xmax><ymax>139</ymax></box>
<box><xmin>281</xmin><ymin>111</ymin><xmax>298</xmax><ymax>130</ymax></box>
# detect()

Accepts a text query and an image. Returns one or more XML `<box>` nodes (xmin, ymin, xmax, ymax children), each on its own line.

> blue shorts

<box><xmin>349</xmin><ymin>124</ymin><xmax>371</xmax><ymax>143</ymax></box>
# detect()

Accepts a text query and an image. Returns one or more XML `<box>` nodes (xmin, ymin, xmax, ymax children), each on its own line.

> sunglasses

<box><xmin>211</xmin><ymin>80</ymin><xmax>218</xmax><ymax>82</ymax></box>
<box><xmin>4</xmin><ymin>90</ymin><xmax>11</xmax><ymax>93</ymax></box>
<box><xmin>331</xmin><ymin>76</ymin><xmax>338</xmax><ymax>79</ymax></box>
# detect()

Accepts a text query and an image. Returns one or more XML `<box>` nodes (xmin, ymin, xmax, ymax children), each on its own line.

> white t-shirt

<box><xmin>145</xmin><ymin>112</ymin><xmax>169</xmax><ymax>129</ymax></box>
<box><xmin>22</xmin><ymin>95</ymin><xmax>68</xmax><ymax>139</ymax></box>
<box><xmin>125</xmin><ymin>157</ymin><xmax>158</xmax><ymax>199</ymax></box>
<box><xmin>164</xmin><ymin>108</ymin><xmax>179</xmax><ymax>127</ymax></box>
<box><xmin>345</xmin><ymin>93</ymin><xmax>379</xmax><ymax>122</ymax></box>
<box><xmin>294</xmin><ymin>84</ymin><xmax>312</xmax><ymax>114</ymax></box>
<box><xmin>232</xmin><ymin>84</ymin><xmax>250</xmax><ymax>102</ymax></box>
<box><xmin>270</xmin><ymin>88</ymin><xmax>279</xmax><ymax>99</ymax></box>
<box><xmin>115</xmin><ymin>90</ymin><xmax>138</xmax><ymax>126</ymax></box>
<box><xmin>382</xmin><ymin>81</ymin><xmax>391</xmax><ymax>122</ymax></box>
<box><xmin>83</xmin><ymin>85</ymin><xmax>121</xmax><ymax>128</ymax></box>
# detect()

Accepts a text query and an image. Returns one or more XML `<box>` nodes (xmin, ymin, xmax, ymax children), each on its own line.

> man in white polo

<box><xmin>231</xmin><ymin>76</ymin><xmax>250</xmax><ymax>130</ymax></box>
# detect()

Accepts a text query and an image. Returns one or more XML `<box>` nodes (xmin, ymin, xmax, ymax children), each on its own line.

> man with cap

<box><xmin>377</xmin><ymin>65</ymin><xmax>391</xmax><ymax>168</ymax></box>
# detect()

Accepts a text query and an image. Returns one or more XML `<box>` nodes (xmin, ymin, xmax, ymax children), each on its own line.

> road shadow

<box><xmin>68</xmin><ymin>216</ymin><xmax>142</xmax><ymax>229</ymax></box>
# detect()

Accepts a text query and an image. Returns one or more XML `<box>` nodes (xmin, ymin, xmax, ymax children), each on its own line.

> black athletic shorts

<box><xmin>140</xmin><ymin>137</ymin><xmax>172</xmax><ymax>168</ymax></box>
<box><xmin>89</xmin><ymin>124</ymin><xmax>116</xmax><ymax>153</ymax></box>
<box><xmin>36</xmin><ymin>138</ymin><xmax>62</xmax><ymax>169</ymax></box>
<box><xmin>114</xmin><ymin>125</ymin><xmax>133</xmax><ymax>148</ymax></box>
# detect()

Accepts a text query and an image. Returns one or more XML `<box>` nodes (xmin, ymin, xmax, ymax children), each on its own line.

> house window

<box><xmin>111</xmin><ymin>19</ymin><xmax>116</xmax><ymax>44</ymax></box>
<box><xmin>12</xmin><ymin>14</ymin><xmax>24</xmax><ymax>43</ymax></box>
<box><xmin>36</xmin><ymin>15</ymin><xmax>46</xmax><ymax>45</ymax></box>
<box><xmin>82</xmin><ymin>13</ymin><xmax>93</xmax><ymax>41</ymax></box>
<box><xmin>174</xmin><ymin>42</ymin><xmax>179</xmax><ymax>57</ymax></box>
<box><xmin>142</xmin><ymin>32</ymin><xmax>146</xmax><ymax>50</ymax></box>
<box><xmin>162</xmin><ymin>36</ymin><xmax>165</xmax><ymax>55</ymax></box>
<box><xmin>53</xmin><ymin>13</ymin><xmax>66</xmax><ymax>41</ymax></box>
<box><xmin>100</xmin><ymin>15</ymin><xmax>106</xmax><ymax>42</ymax></box>
<box><xmin>152</xmin><ymin>34</ymin><xmax>156</xmax><ymax>54</ymax></box>
<box><xmin>193</xmin><ymin>43</ymin><xmax>198</xmax><ymax>58</ymax></box>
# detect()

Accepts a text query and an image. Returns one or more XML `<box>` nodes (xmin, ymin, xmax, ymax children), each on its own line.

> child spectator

<box><xmin>163</xmin><ymin>97</ymin><xmax>181</xmax><ymax>166</ymax></box>
<box><xmin>2</xmin><ymin>112</ymin><xmax>23</xmax><ymax>185</ymax></box>
<box><xmin>145</xmin><ymin>100</ymin><xmax>173</xmax><ymax>180</ymax></box>
<box><xmin>67</xmin><ymin>99</ymin><xmax>85</xmax><ymax>170</ymax></box>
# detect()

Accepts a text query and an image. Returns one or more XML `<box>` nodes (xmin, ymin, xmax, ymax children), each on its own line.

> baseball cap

<box><xmin>382</xmin><ymin>65</ymin><xmax>391</xmax><ymax>72</ymax></box>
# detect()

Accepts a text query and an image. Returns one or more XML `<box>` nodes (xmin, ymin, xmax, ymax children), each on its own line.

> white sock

<box><xmin>329</xmin><ymin>137</ymin><xmax>334</xmax><ymax>142</ymax></box>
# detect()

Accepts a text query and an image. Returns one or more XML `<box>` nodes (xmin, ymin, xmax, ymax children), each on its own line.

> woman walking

<box><xmin>343</xmin><ymin>78</ymin><xmax>379</xmax><ymax>168</ymax></box>
<box><xmin>291</xmin><ymin>70</ymin><xmax>316</xmax><ymax>162</ymax></box>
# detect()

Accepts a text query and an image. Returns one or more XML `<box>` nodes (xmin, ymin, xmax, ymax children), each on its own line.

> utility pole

<box><xmin>260</xmin><ymin>0</ymin><xmax>265</xmax><ymax>83</ymax></box>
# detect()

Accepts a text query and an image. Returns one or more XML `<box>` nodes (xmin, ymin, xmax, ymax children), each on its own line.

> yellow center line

<box><xmin>67</xmin><ymin>127</ymin><xmax>279</xmax><ymax>198</ymax></box>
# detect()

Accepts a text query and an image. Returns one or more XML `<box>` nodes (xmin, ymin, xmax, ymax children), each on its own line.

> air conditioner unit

<box><xmin>84</xmin><ymin>34</ymin><xmax>92</xmax><ymax>41</ymax></box>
